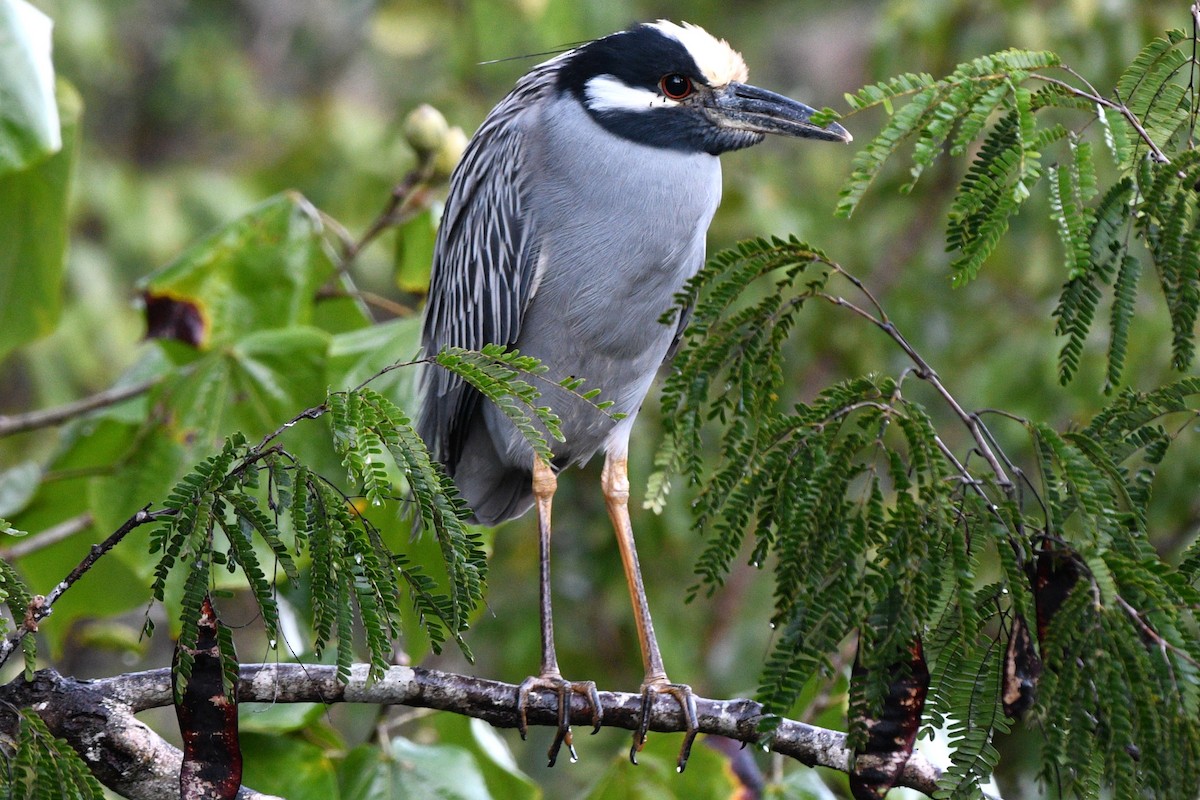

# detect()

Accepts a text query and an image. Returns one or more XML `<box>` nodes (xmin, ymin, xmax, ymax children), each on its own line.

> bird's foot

<box><xmin>630</xmin><ymin>680</ymin><xmax>699</xmax><ymax>772</ymax></box>
<box><xmin>517</xmin><ymin>674</ymin><xmax>603</xmax><ymax>766</ymax></box>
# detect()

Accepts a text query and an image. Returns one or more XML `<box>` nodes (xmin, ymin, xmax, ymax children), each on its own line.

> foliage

<box><xmin>2</xmin><ymin>2</ymin><xmax>1200</xmax><ymax>799</ymax></box>
<box><xmin>652</xmin><ymin>25</ymin><xmax>1200</xmax><ymax>800</ymax></box>
<box><xmin>834</xmin><ymin>30</ymin><xmax>1200</xmax><ymax>391</ymax></box>
<box><xmin>1</xmin><ymin>708</ymin><xmax>105</xmax><ymax>800</ymax></box>
<box><xmin>0</xmin><ymin>535</ymin><xmax>35</xmax><ymax>677</ymax></box>
<box><xmin>143</xmin><ymin>361</ymin><xmax>566</xmax><ymax>693</ymax></box>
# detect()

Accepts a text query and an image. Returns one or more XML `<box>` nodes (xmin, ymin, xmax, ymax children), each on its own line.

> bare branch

<box><xmin>821</xmin><ymin>272</ymin><xmax>1015</xmax><ymax>494</ymax></box>
<box><xmin>0</xmin><ymin>507</ymin><xmax>171</xmax><ymax>667</ymax></box>
<box><xmin>80</xmin><ymin>662</ymin><xmax>946</xmax><ymax>796</ymax></box>
<box><xmin>0</xmin><ymin>669</ymin><xmax>280</xmax><ymax>800</ymax></box>
<box><xmin>0</xmin><ymin>377</ymin><xmax>161</xmax><ymax>438</ymax></box>
<box><xmin>0</xmin><ymin>512</ymin><xmax>93</xmax><ymax>560</ymax></box>
<box><xmin>342</xmin><ymin>161</ymin><xmax>436</xmax><ymax>265</ymax></box>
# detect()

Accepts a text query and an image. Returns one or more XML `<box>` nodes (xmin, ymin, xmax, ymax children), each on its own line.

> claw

<box><xmin>516</xmin><ymin>675</ymin><xmax>604</xmax><ymax>766</ymax></box>
<box><xmin>630</xmin><ymin>681</ymin><xmax>699</xmax><ymax>771</ymax></box>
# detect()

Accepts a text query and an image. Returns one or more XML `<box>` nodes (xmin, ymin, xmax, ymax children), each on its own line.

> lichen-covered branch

<box><xmin>0</xmin><ymin>670</ymin><xmax>280</xmax><ymax>800</ymax></box>
<box><xmin>2</xmin><ymin>663</ymin><xmax>946</xmax><ymax>798</ymax></box>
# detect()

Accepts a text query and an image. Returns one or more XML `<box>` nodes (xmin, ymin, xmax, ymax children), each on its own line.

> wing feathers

<box><xmin>418</xmin><ymin>62</ymin><xmax>560</xmax><ymax>469</ymax></box>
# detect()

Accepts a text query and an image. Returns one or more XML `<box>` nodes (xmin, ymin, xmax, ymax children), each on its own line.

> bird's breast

<box><xmin>524</xmin><ymin>94</ymin><xmax>721</xmax><ymax>355</ymax></box>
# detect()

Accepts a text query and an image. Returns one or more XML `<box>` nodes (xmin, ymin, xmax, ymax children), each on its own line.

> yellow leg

<box><xmin>516</xmin><ymin>457</ymin><xmax>601</xmax><ymax>767</ymax></box>
<box><xmin>602</xmin><ymin>453</ymin><xmax>698</xmax><ymax>771</ymax></box>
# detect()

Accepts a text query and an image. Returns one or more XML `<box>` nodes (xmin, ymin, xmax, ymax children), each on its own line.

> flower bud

<box><xmin>403</xmin><ymin>104</ymin><xmax>449</xmax><ymax>157</ymax></box>
<box><xmin>433</xmin><ymin>126</ymin><xmax>468</xmax><ymax>178</ymax></box>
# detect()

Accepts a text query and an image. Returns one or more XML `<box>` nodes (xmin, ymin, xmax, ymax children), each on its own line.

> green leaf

<box><xmin>9</xmin><ymin>709</ymin><xmax>105</xmax><ymax>800</ymax></box>
<box><xmin>88</xmin><ymin>432</ymin><xmax>187</xmax><ymax>560</ymax></box>
<box><xmin>239</xmin><ymin>732</ymin><xmax>339</xmax><ymax>800</ymax></box>
<box><xmin>165</xmin><ymin>326</ymin><xmax>330</xmax><ymax>449</ymax></box>
<box><xmin>385</xmin><ymin>736</ymin><xmax>496</xmax><ymax>800</ymax></box>
<box><xmin>0</xmin><ymin>0</ymin><xmax>61</xmax><ymax>175</ymax></box>
<box><xmin>327</xmin><ymin>316</ymin><xmax>422</xmax><ymax>396</ymax></box>
<box><xmin>0</xmin><ymin>81</ymin><xmax>79</xmax><ymax>361</ymax></box>
<box><xmin>583</xmin><ymin>733</ymin><xmax>737</xmax><ymax>800</ymax></box>
<box><xmin>394</xmin><ymin>206</ymin><xmax>437</xmax><ymax>294</ymax></box>
<box><xmin>0</xmin><ymin>461</ymin><xmax>42</xmax><ymax>518</ymax></box>
<box><xmin>140</xmin><ymin>192</ymin><xmax>337</xmax><ymax>350</ymax></box>
<box><xmin>433</xmin><ymin>716</ymin><xmax>540</xmax><ymax>800</ymax></box>
<box><xmin>239</xmin><ymin>702</ymin><xmax>328</xmax><ymax>735</ymax></box>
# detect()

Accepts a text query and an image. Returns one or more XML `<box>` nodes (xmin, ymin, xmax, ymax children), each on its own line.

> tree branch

<box><xmin>0</xmin><ymin>663</ymin><xmax>947</xmax><ymax>797</ymax></box>
<box><xmin>0</xmin><ymin>669</ymin><xmax>281</xmax><ymax>800</ymax></box>
<box><xmin>0</xmin><ymin>507</ymin><xmax>171</xmax><ymax>667</ymax></box>
<box><xmin>0</xmin><ymin>512</ymin><xmax>93</xmax><ymax>560</ymax></box>
<box><xmin>0</xmin><ymin>377</ymin><xmax>162</xmax><ymax>438</ymax></box>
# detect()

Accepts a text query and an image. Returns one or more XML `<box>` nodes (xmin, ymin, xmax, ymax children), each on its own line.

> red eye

<box><xmin>660</xmin><ymin>74</ymin><xmax>693</xmax><ymax>100</ymax></box>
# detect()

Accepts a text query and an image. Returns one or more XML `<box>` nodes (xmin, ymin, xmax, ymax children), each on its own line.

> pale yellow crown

<box><xmin>649</xmin><ymin>20</ymin><xmax>749</xmax><ymax>86</ymax></box>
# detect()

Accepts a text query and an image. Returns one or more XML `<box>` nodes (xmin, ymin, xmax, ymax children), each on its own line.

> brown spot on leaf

<box><xmin>144</xmin><ymin>291</ymin><xmax>207</xmax><ymax>347</ymax></box>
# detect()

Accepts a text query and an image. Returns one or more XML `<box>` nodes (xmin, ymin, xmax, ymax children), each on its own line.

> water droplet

<box><xmin>769</xmin><ymin>623</ymin><xmax>776</xmax><ymax>630</ymax></box>
<box><xmin>676</xmin><ymin>765</ymin><xmax>684</xmax><ymax>774</ymax></box>
<box><xmin>269</xmin><ymin>639</ymin><xmax>277</xmax><ymax>649</ymax></box>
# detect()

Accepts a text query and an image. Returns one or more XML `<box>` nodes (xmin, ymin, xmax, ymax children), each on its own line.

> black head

<box><xmin>555</xmin><ymin>21</ymin><xmax>850</xmax><ymax>155</ymax></box>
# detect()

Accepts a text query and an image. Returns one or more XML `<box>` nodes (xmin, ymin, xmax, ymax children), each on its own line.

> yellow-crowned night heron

<box><xmin>418</xmin><ymin>20</ymin><xmax>850</xmax><ymax>769</ymax></box>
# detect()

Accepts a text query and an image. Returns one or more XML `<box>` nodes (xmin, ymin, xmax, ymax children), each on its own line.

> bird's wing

<box><xmin>418</xmin><ymin>62</ymin><xmax>558</xmax><ymax>467</ymax></box>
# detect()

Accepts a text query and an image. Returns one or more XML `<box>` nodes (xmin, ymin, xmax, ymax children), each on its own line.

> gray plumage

<box><xmin>417</xmin><ymin>22</ymin><xmax>850</xmax><ymax>526</ymax></box>
<box><xmin>419</xmin><ymin>58</ymin><xmax>716</xmax><ymax>525</ymax></box>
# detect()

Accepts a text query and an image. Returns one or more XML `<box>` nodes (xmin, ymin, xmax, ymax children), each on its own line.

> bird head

<box><xmin>556</xmin><ymin>20</ymin><xmax>851</xmax><ymax>156</ymax></box>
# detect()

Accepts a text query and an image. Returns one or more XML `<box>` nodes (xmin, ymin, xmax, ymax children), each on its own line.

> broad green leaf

<box><xmin>394</xmin><ymin>206</ymin><xmax>437</xmax><ymax>294</ymax></box>
<box><xmin>433</xmin><ymin>715</ymin><xmax>540</xmax><ymax>800</ymax></box>
<box><xmin>14</xmin><ymin>511</ymin><xmax>149</xmax><ymax>658</ymax></box>
<box><xmin>769</xmin><ymin>769</ymin><xmax>840</xmax><ymax>799</ymax></box>
<box><xmin>386</xmin><ymin>736</ymin><xmax>495</xmax><ymax>800</ymax></box>
<box><xmin>339</xmin><ymin>744</ymin><xmax>391</xmax><ymax>800</ymax></box>
<box><xmin>240</xmin><ymin>732</ymin><xmax>339</xmax><ymax>800</ymax></box>
<box><xmin>10</xmin><ymin>416</ymin><xmax>153</xmax><ymax>654</ymax></box>
<box><xmin>0</xmin><ymin>81</ymin><xmax>78</xmax><ymax>361</ymax></box>
<box><xmin>140</xmin><ymin>192</ymin><xmax>337</xmax><ymax>350</ymax></box>
<box><xmin>87</xmin><ymin>430</ymin><xmax>186</xmax><ymax>570</ymax></box>
<box><xmin>0</xmin><ymin>0</ymin><xmax>60</xmax><ymax>174</ymax></box>
<box><xmin>70</xmin><ymin>620</ymin><xmax>146</xmax><ymax>657</ymax></box>
<box><xmin>164</xmin><ymin>326</ymin><xmax>331</xmax><ymax>450</ymax></box>
<box><xmin>339</xmin><ymin>736</ymin><xmax>498</xmax><ymax>800</ymax></box>
<box><xmin>0</xmin><ymin>461</ymin><xmax>41</xmax><ymax>518</ymax></box>
<box><xmin>327</xmin><ymin>315</ymin><xmax>422</xmax><ymax>395</ymax></box>
<box><xmin>239</xmin><ymin>702</ymin><xmax>329</xmax><ymax>735</ymax></box>
<box><xmin>583</xmin><ymin>734</ymin><xmax>737</xmax><ymax>800</ymax></box>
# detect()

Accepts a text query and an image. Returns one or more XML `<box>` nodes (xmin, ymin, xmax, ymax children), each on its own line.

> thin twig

<box><xmin>343</xmin><ymin>162</ymin><xmax>436</xmax><ymax>265</ymax></box>
<box><xmin>0</xmin><ymin>513</ymin><xmax>93</xmax><ymax>560</ymax></box>
<box><xmin>0</xmin><ymin>506</ymin><xmax>172</xmax><ymax>667</ymax></box>
<box><xmin>316</xmin><ymin>286</ymin><xmax>418</xmax><ymax>318</ymax></box>
<box><xmin>251</xmin><ymin>405</ymin><xmax>330</xmax><ymax>455</ymax></box>
<box><xmin>0</xmin><ymin>377</ymin><xmax>162</xmax><ymax>438</ymax></box>
<box><xmin>820</xmin><ymin>270</ymin><xmax>1015</xmax><ymax>493</ymax></box>
<box><xmin>1030</xmin><ymin>72</ymin><xmax>1170</xmax><ymax>164</ymax></box>
<box><xmin>1115</xmin><ymin>594</ymin><xmax>1200</xmax><ymax>669</ymax></box>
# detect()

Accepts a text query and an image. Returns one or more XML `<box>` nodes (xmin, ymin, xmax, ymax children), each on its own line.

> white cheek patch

<box><xmin>584</xmin><ymin>74</ymin><xmax>679</xmax><ymax>113</ymax></box>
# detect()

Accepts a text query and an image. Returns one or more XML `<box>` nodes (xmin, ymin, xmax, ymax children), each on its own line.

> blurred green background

<box><xmin>2</xmin><ymin>0</ymin><xmax>1196</xmax><ymax>797</ymax></box>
